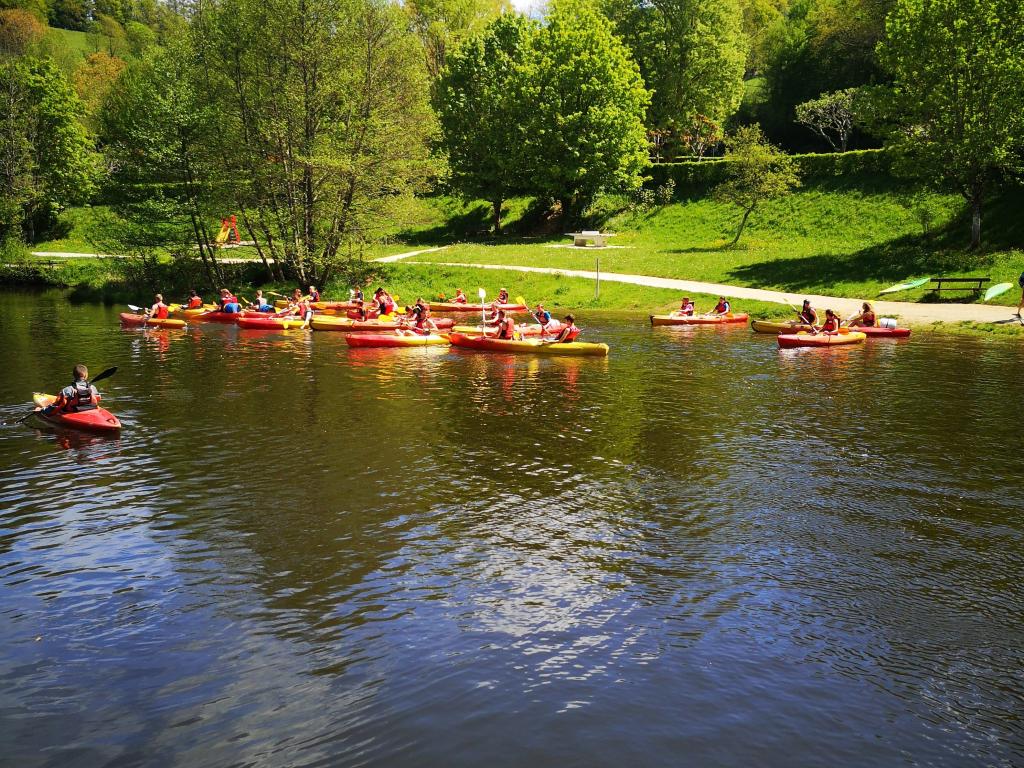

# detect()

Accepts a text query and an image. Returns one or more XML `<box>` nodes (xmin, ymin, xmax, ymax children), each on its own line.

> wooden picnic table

<box><xmin>929</xmin><ymin>277</ymin><xmax>990</xmax><ymax>295</ymax></box>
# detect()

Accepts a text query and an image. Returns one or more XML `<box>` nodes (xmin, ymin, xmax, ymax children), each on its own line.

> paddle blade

<box><xmin>127</xmin><ymin>304</ymin><xmax>143</xmax><ymax>312</ymax></box>
<box><xmin>515</xmin><ymin>295</ymin><xmax>526</xmax><ymax>307</ymax></box>
<box><xmin>984</xmin><ymin>282</ymin><xmax>1014</xmax><ymax>301</ymax></box>
<box><xmin>878</xmin><ymin>277</ymin><xmax>931</xmax><ymax>295</ymax></box>
<box><xmin>91</xmin><ymin>366</ymin><xmax>117</xmax><ymax>384</ymax></box>
<box><xmin>478</xmin><ymin>288</ymin><xmax>486</xmax><ymax>300</ymax></box>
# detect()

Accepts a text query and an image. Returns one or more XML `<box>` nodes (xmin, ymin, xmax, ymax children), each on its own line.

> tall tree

<box><xmin>0</xmin><ymin>57</ymin><xmax>96</xmax><ymax>243</ymax></box>
<box><xmin>434</xmin><ymin>12</ymin><xmax>535</xmax><ymax>232</ymax></box>
<box><xmin>714</xmin><ymin>124</ymin><xmax>800</xmax><ymax>245</ymax></box>
<box><xmin>878</xmin><ymin>0</ymin><xmax>1024</xmax><ymax>248</ymax></box>
<box><xmin>521</xmin><ymin>0</ymin><xmax>651</xmax><ymax>218</ymax></box>
<box><xmin>405</xmin><ymin>0</ymin><xmax>510</xmax><ymax>82</ymax></box>
<box><xmin>195</xmin><ymin>0</ymin><xmax>437</xmax><ymax>284</ymax></box>
<box><xmin>603</xmin><ymin>0</ymin><xmax>747</xmax><ymax>157</ymax></box>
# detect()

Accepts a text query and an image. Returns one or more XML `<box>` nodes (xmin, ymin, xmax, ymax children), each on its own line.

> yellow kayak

<box><xmin>170</xmin><ymin>305</ymin><xmax>218</xmax><ymax>319</ymax></box>
<box><xmin>448</xmin><ymin>332</ymin><xmax>609</xmax><ymax>357</ymax></box>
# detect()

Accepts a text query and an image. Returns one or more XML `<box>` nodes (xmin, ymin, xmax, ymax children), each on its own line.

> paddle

<box><xmin>983</xmin><ymin>282</ymin><xmax>1014</xmax><ymax>302</ymax></box>
<box><xmin>478</xmin><ymin>287</ymin><xmax>487</xmax><ymax>326</ymax></box>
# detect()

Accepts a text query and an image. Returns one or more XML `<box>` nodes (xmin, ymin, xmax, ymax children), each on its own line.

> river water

<box><xmin>1</xmin><ymin>290</ymin><xmax>1023</xmax><ymax>767</ymax></box>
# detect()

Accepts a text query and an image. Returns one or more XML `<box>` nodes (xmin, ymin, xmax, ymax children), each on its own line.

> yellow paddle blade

<box><xmin>515</xmin><ymin>295</ymin><xmax>526</xmax><ymax>307</ymax></box>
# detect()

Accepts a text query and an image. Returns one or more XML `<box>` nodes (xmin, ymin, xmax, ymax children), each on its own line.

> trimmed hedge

<box><xmin>646</xmin><ymin>149</ymin><xmax>893</xmax><ymax>195</ymax></box>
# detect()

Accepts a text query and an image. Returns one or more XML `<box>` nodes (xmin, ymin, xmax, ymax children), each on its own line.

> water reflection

<box><xmin>1</xmin><ymin>292</ymin><xmax>1023</xmax><ymax>767</ymax></box>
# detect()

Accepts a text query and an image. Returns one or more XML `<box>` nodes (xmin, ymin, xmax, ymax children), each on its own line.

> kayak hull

<box><xmin>119</xmin><ymin>313</ymin><xmax>187</xmax><ymax>329</ymax></box>
<box><xmin>428</xmin><ymin>302</ymin><xmax>527</xmax><ymax>313</ymax></box>
<box><xmin>851</xmin><ymin>325</ymin><xmax>911</xmax><ymax>338</ymax></box>
<box><xmin>345</xmin><ymin>333</ymin><xmax>450</xmax><ymax>348</ymax></box>
<box><xmin>311</xmin><ymin>316</ymin><xmax>454</xmax><ymax>332</ymax></box>
<box><xmin>237</xmin><ymin>316</ymin><xmax>307</xmax><ymax>330</ymax></box>
<box><xmin>188</xmin><ymin>310</ymin><xmax>241</xmax><ymax>323</ymax></box>
<box><xmin>751</xmin><ymin>320</ymin><xmax>814</xmax><ymax>334</ymax></box>
<box><xmin>651</xmin><ymin>313</ymin><xmax>749</xmax><ymax>326</ymax></box>
<box><xmin>448</xmin><ymin>332</ymin><xmax>609</xmax><ymax>357</ymax></box>
<box><xmin>32</xmin><ymin>393</ymin><xmax>121</xmax><ymax>433</ymax></box>
<box><xmin>451</xmin><ymin>323</ymin><xmax>562</xmax><ymax>337</ymax></box>
<box><xmin>778</xmin><ymin>332</ymin><xmax>866</xmax><ymax>348</ymax></box>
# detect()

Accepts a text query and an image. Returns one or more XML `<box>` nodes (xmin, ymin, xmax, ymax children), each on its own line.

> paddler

<box><xmin>813</xmin><ymin>308</ymin><xmax>842</xmax><ymax>335</ymax></box>
<box><xmin>285</xmin><ymin>288</ymin><xmax>314</xmax><ymax>328</ymax></box>
<box><xmin>253</xmin><ymin>289</ymin><xmax>273</xmax><ymax>312</ymax></box>
<box><xmin>145</xmin><ymin>293</ymin><xmax>169</xmax><ymax>320</ymax></box>
<box><xmin>308</xmin><ymin>285</ymin><xmax>320</xmax><ymax>302</ymax></box>
<box><xmin>219</xmin><ymin>288</ymin><xmax>241</xmax><ymax>314</ymax></box>
<box><xmin>410</xmin><ymin>304</ymin><xmax>439</xmax><ymax>334</ymax></box>
<box><xmin>452</xmin><ymin>288</ymin><xmax>467</xmax><ymax>304</ymax></box>
<box><xmin>675</xmin><ymin>297</ymin><xmax>695</xmax><ymax>316</ymax></box>
<box><xmin>709</xmin><ymin>296</ymin><xmax>731</xmax><ymax>316</ymax></box>
<box><xmin>490</xmin><ymin>309</ymin><xmax>517</xmax><ymax>340</ymax></box>
<box><xmin>497</xmin><ymin>287</ymin><xmax>510</xmax><ymax>305</ymax></box>
<box><xmin>49</xmin><ymin>364</ymin><xmax>100</xmax><ymax>413</ymax></box>
<box><xmin>551</xmin><ymin>314</ymin><xmax>581</xmax><ymax>343</ymax></box>
<box><xmin>797</xmin><ymin>299</ymin><xmax>818</xmax><ymax>326</ymax></box>
<box><xmin>846</xmin><ymin>302</ymin><xmax>876</xmax><ymax>327</ymax></box>
<box><xmin>185</xmin><ymin>289</ymin><xmax>204</xmax><ymax>309</ymax></box>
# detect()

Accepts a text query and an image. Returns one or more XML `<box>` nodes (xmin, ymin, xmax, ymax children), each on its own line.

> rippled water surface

<box><xmin>2</xmin><ymin>290</ymin><xmax>1023</xmax><ymax>767</ymax></box>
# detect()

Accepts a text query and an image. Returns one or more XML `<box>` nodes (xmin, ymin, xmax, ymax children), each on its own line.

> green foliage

<box><xmin>0</xmin><ymin>56</ymin><xmax>98</xmax><ymax>243</ymax></box>
<box><xmin>603</xmin><ymin>0</ymin><xmax>748</xmax><ymax>153</ymax></box>
<box><xmin>878</xmin><ymin>0</ymin><xmax>1024</xmax><ymax>248</ymax></box>
<box><xmin>434</xmin><ymin>13</ymin><xmax>536</xmax><ymax>232</ymax></box>
<box><xmin>405</xmin><ymin>0</ymin><xmax>509</xmax><ymax>80</ymax></box>
<box><xmin>521</xmin><ymin>0</ymin><xmax>651</xmax><ymax>217</ymax></box>
<box><xmin>794</xmin><ymin>87</ymin><xmax>857</xmax><ymax>151</ymax></box>
<box><xmin>648</xmin><ymin>148</ymin><xmax>887</xmax><ymax>195</ymax></box>
<box><xmin>713</xmin><ymin>124</ymin><xmax>801</xmax><ymax>244</ymax></box>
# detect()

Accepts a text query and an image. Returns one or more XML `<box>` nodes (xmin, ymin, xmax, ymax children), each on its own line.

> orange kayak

<box><xmin>650</xmin><ymin>313</ymin><xmax>749</xmax><ymax>326</ymax></box>
<box><xmin>345</xmin><ymin>333</ymin><xmax>450</xmax><ymax>348</ymax></box>
<box><xmin>777</xmin><ymin>331</ymin><xmax>866</xmax><ymax>348</ymax></box>
<box><xmin>32</xmin><ymin>393</ymin><xmax>121</xmax><ymax>433</ymax></box>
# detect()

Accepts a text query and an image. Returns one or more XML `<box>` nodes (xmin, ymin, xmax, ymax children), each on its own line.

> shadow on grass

<box><xmin>727</xmin><ymin>188</ymin><xmax>1024</xmax><ymax>293</ymax></box>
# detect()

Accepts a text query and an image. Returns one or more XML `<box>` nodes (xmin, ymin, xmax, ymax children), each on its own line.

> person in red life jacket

<box><xmin>847</xmin><ymin>302</ymin><xmax>876</xmax><ymax>327</ymax></box>
<box><xmin>452</xmin><ymin>288</ymin><xmax>467</xmax><ymax>304</ymax></box>
<box><xmin>814</xmin><ymin>308</ymin><xmax>842</xmax><ymax>335</ymax></box>
<box><xmin>186</xmin><ymin>289</ymin><xmax>204</xmax><ymax>309</ymax></box>
<box><xmin>50</xmin><ymin>364</ymin><xmax>100</xmax><ymax>413</ymax></box>
<box><xmin>146</xmin><ymin>293</ymin><xmax>169</xmax><ymax>320</ymax></box>
<box><xmin>710</xmin><ymin>297</ymin><xmax>731</xmax><ymax>316</ymax></box>
<box><xmin>497</xmin><ymin>287</ymin><xmax>510</xmax><ymax>305</ymax></box>
<box><xmin>675</xmin><ymin>297</ymin><xmax>695</xmax><ymax>316</ymax></box>
<box><xmin>308</xmin><ymin>285</ymin><xmax>320</xmax><ymax>302</ymax></box>
<box><xmin>552</xmin><ymin>314</ymin><xmax>580</xmax><ymax>343</ymax></box>
<box><xmin>797</xmin><ymin>299</ymin><xmax>817</xmax><ymax>326</ymax></box>
<box><xmin>219</xmin><ymin>288</ymin><xmax>241</xmax><ymax>313</ymax></box>
<box><xmin>488</xmin><ymin>309</ymin><xmax>516</xmax><ymax>340</ymax></box>
<box><xmin>408</xmin><ymin>304</ymin><xmax>439</xmax><ymax>334</ymax></box>
<box><xmin>373</xmin><ymin>288</ymin><xmax>396</xmax><ymax>316</ymax></box>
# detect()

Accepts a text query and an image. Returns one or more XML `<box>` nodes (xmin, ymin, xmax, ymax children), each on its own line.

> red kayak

<box><xmin>237</xmin><ymin>315</ymin><xmax>308</xmax><ymax>330</ymax></box>
<box><xmin>32</xmin><ymin>393</ymin><xmax>121</xmax><ymax>433</ymax></box>
<box><xmin>119</xmin><ymin>313</ymin><xmax>187</xmax><ymax>329</ymax></box>
<box><xmin>191</xmin><ymin>310</ymin><xmax>241</xmax><ymax>323</ymax></box>
<box><xmin>852</xmin><ymin>325</ymin><xmax>912</xmax><ymax>338</ymax></box>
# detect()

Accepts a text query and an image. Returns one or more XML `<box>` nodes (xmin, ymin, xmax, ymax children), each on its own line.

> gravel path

<box><xmin>409</xmin><ymin>260</ymin><xmax>1022</xmax><ymax>325</ymax></box>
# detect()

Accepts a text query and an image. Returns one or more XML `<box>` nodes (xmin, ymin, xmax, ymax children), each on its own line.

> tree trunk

<box><xmin>492</xmin><ymin>198</ymin><xmax>503</xmax><ymax>234</ymax></box>
<box><xmin>729</xmin><ymin>206</ymin><xmax>754</xmax><ymax>247</ymax></box>
<box><xmin>970</xmin><ymin>197</ymin><xmax>982</xmax><ymax>249</ymax></box>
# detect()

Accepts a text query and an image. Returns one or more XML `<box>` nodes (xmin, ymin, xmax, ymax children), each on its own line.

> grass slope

<box><xmin>407</xmin><ymin>179</ymin><xmax>1024</xmax><ymax>307</ymax></box>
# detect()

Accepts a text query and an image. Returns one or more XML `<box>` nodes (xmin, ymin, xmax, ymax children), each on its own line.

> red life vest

<box><xmin>453</xmin><ymin>293</ymin><xmax>466</xmax><ymax>303</ymax></box>
<box><xmin>188</xmin><ymin>296</ymin><xmax>203</xmax><ymax>309</ymax></box>
<box><xmin>498</xmin><ymin>291</ymin><xmax>509</xmax><ymax>304</ymax></box>
<box><xmin>154</xmin><ymin>304</ymin><xmax>169</xmax><ymax>319</ymax></box>
<box><xmin>861</xmin><ymin>312</ymin><xmax>876</xmax><ymax>327</ymax></box>
<box><xmin>498</xmin><ymin>316</ymin><xmax>516</xmax><ymax>339</ymax></box>
<box><xmin>822</xmin><ymin>317</ymin><xmax>840</xmax><ymax>332</ymax></box>
<box><xmin>680</xmin><ymin>302</ymin><xmax>694</xmax><ymax>315</ymax></box>
<box><xmin>715</xmin><ymin>301</ymin><xmax>729</xmax><ymax>313</ymax></box>
<box><xmin>562</xmin><ymin>324</ymin><xmax>580</xmax><ymax>342</ymax></box>
<box><xmin>309</xmin><ymin>290</ymin><xmax>320</xmax><ymax>302</ymax></box>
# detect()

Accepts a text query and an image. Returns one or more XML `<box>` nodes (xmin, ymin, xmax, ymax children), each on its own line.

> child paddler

<box><xmin>185</xmin><ymin>289</ymin><xmax>204</xmax><ymax>309</ymax></box>
<box><xmin>674</xmin><ymin>297</ymin><xmax>695</xmax><ymax>317</ymax></box>
<box><xmin>452</xmin><ymin>288</ymin><xmax>467</xmax><ymax>304</ymax></box>
<box><xmin>51</xmin><ymin>364</ymin><xmax>100</xmax><ymax>413</ymax></box>
<box><xmin>551</xmin><ymin>314</ymin><xmax>581</xmax><ymax>343</ymax></box>
<box><xmin>219</xmin><ymin>288</ymin><xmax>241</xmax><ymax>313</ymax></box>
<box><xmin>710</xmin><ymin>297</ymin><xmax>731</xmax><ymax>316</ymax></box>
<box><xmin>813</xmin><ymin>309</ymin><xmax>842</xmax><ymax>335</ymax></box>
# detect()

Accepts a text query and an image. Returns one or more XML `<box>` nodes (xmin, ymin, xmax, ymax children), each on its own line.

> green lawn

<box><xmin>406</xmin><ymin>179</ymin><xmax>1024</xmax><ymax>306</ymax></box>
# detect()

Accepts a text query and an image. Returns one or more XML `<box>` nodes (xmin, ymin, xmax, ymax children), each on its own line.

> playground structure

<box><xmin>214</xmin><ymin>216</ymin><xmax>241</xmax><ymax>247</ymax></box>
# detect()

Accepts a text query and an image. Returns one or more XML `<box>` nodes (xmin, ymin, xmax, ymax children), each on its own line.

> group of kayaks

<box><xmin>119</xmin><ymin>301</ymin><xmax>612</xmax><ymax>357</ymax></box>
<box><xmin>650</xmin><ymin>312</ymin><xmax>911</xmax><ymax>347</ymax></box>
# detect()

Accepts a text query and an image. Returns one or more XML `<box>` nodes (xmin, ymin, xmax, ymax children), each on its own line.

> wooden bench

<box><xmin>929</xmin><ymin>277</ymin><xmax>990</xmax><ymax>295</ymax></box>
<box><xmin>567</xmin><ymin>230</ymin><xmax>613</xmax><ymax>247</ymax></box>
